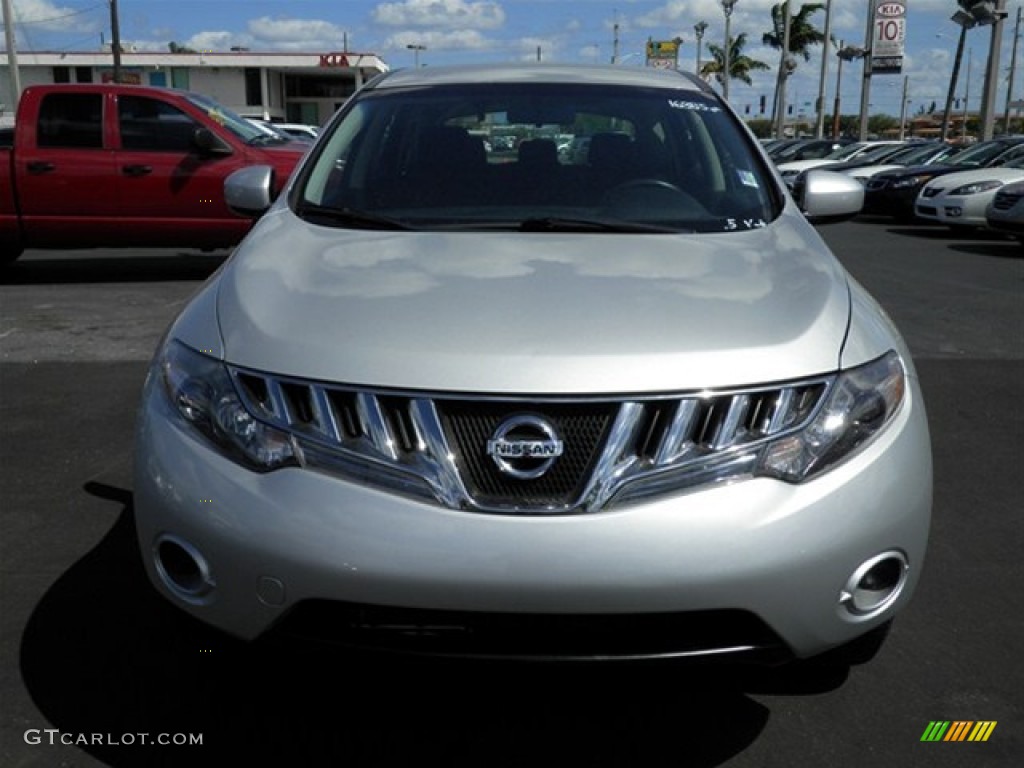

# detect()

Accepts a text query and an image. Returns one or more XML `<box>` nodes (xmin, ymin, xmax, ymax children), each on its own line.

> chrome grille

<box><xmin>229</xmin><ymin>367</ymin><xmax>830</xmax><ymax>514</ymax></box>
<box><xmin>439</xmin><ymin>401</ymin><xmax>615</xmax><ymax>508</ymax></box>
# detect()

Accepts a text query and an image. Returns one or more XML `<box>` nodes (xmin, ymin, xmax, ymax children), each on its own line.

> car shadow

<box><xmin>0</xmin><ymin>251</ymin><xmax>229</xmax><ymax>286</ymax></box>
<box><xmin>20</xmin><ymin>483</ymin><xmax>851</xmax><ymax>768</ymax></box>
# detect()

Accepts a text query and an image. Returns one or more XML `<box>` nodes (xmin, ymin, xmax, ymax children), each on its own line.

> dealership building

<box><xmin>0</xmin><ymin>49</ymin><xmax>389</xmax><ymax>126</ymax></box>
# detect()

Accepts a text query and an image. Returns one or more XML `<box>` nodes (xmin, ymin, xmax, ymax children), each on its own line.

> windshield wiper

<box><xmin>298</xmin><ymin>204</ymin><xmax>414</xmax><ymax>230</ymax></box>
<box><xmin>519</xmin><ymin>217</ymin><xmax>689</xmax><ymax>234</ymax></box>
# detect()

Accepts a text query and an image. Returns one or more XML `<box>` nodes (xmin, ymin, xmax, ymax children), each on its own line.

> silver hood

<box><xmin>215</xmin><ymin>208</ymin><xmax>851</xmax><ymax>394</ymax></box>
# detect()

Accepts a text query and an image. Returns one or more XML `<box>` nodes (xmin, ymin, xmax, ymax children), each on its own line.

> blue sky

<box><xmin>3</xmin><ymin>1</ymin><xmax>1022</xmax><ymax>118</ymax></box>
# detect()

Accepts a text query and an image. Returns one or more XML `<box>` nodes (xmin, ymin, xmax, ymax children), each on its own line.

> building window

<box><xmin>171</xmin><ymin>68</ymin><xmax>189</xmax><ymax>90</ymax></box>
<box><xmin>285</xmin><ymin>75</ymin><xmax>356</xmax><ymax>100</ymax></box>
<box><xmin>245</xmin><ymin>68</ymin><xmax>262</xmax><ymax>106</ymax></box>
<box><xmin>53</xmin><ymin>66</ymin><xmax>71</xmax><ymax>83</ymax></box>
<box><xmin>75</xmin><ymin>67</ymin><xmax>93</xmax><ymax>83</ymax></box>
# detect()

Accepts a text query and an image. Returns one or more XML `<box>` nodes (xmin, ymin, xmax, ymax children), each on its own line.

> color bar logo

<box><xmin>921</xmin><ymin>721</ymin><xmax>997</xmax><ymax>742</ymax></box>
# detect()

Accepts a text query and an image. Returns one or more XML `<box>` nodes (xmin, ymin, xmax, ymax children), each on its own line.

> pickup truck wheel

<box><xmin>0</xmin><ymin>245</ymin><xmax>24</xmax><ymax>265</ymax></box>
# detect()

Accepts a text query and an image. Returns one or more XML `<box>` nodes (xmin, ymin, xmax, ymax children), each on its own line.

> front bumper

<box><xmin>133</xmin><ymin>372</ymin><xmax>932</xmax><ymax>660</ymax></box>
<box><xmin>915</xmin><ymin>196</ymin><xmax>990</xmax><ymax>227</ymax></box>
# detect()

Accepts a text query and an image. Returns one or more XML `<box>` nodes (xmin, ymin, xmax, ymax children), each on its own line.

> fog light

<box><xmin>839</xmin><ymin>551</ymin><xmax>908</xmax><ymax>617</ymax></box>
<box><xmin>945</xmin><ymin>206</ymin><xmax>963</xmax><ymax>218</ymax></box>
<box><xmin>154</xmin><ymin>534</ymin><xmax>216</xmax><ymax>603</ymax></box>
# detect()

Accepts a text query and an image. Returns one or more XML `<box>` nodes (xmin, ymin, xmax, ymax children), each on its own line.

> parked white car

<box><xmin>266</xmin><ymin>121</ymin><xmax>320</xmax><ymax>141</ymax></box>
<box><xmin>915</xmin><ymin>158</ymin><xmax>1024</xmax><ymax>229</ymax></box>
<box><xmin>985</xmin><ymin>179</ymin><xmax>1024</xmax><ymax>242</ymax></box>
<box><xmin>842</xmin><ymin>142</ymin><xmax>960</xmax><ymax>186</ymax></box>
<box><xmin>777</xmin><ymin>141</ymin><xmax>905</xmax><ymax>187</ymax></box>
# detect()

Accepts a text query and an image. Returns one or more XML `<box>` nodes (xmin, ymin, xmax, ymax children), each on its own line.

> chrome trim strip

<box><xmin>655</xmin><ymin>398</ymin><xmax>699</xmax><ymax>465</ymax></box>
<box><xmin>356</xmin><ymin>392</ymin><xmax>398</xmax><ymax>460</ymax></box>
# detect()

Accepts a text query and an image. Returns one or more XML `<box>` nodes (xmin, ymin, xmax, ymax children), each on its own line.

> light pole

<box><xmin>1004</xmin><ymin>5</ymin><xmax>1021</xmax><ymax>134</ymax></box>
<box><xmin>858</xmin><ymin>0</ymin><xmax>876</xmax><ymax>141</ymax></box>
<box><xmin>694</xmin><ymin>21</ymin><xmax>708</xmax><ymax>77</ymax></box>
<box><xmin>940</xmin><ymin>16</ymin><xmax>974</xmax><ymax>142</ymax></box>
<box><xmin>406</xmin><ymin>44</ymin><xmax>426</xmax><ymax>67</ymax></box>
<box><xmin>979</xmin><ymin>0</ymin><xmax>1009</xmax><ymax>140</ymax></box>
<box><xmin>721</xmin><ymin>0</ymin><xmax>737</xmax><ymax>101</ymax></box>
<box><xmin>964</xmin><ymin>47</ymin><xmax>973</xmax><ymax>141</ymax></box>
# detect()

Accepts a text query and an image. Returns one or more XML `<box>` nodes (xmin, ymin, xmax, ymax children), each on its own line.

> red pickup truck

<box><xmin>0</xmin><ymin>84</ymin><xmax>306</xmax><ymax>264</ymax></box>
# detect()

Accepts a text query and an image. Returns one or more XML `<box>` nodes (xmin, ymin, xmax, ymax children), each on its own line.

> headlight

<box><xmin>158</xmin><ymin>339</ymin><xmax>299</xmax><ymax>471</ymax></box>
<box><xmin>756</xmin><ymin>351</ymin><xmax>905</xmax><ymax>483</ymax></box>
<box><xmin>890</xmin><ymin>175</ymin><xmax>932</xmax><ymax>190</ymax></box>
<box><xmin>949</xmin><ymin>180</ymin><xmax>1002</xmax><ymax>196</ymax></box>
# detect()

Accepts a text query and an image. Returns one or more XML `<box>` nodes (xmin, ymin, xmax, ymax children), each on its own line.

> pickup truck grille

<box><xmin>230</xmin><ymin>368</ymin><xmax>830</xmax><ymax>514</ymax></box>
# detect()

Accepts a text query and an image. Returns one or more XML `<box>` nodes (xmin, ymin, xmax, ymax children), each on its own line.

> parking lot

<box><xmin>1</xmin><ymin>219</ymin><xmax>1021</xmax><ymax>767</ymax></box>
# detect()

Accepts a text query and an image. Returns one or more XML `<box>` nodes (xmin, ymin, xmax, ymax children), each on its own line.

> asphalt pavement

<box><xmin>0</xmin><ymin>225</ymin><xmax>1021</xmax><ymax>767</ymax></box>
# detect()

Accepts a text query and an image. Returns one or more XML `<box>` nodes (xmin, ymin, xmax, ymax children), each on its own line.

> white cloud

<box><xmin>374</xmin><ymin>0</ymin><xmax>506</xmax><ymax>30</ymax></box>
<box><xmin>383</xmin><ymin>28</ymin><xmax>494</xmax><ymax>52</ymax></box>
<box><xmin>12</xmin><ymin>0</ymin><xmax>88</xmax><ymax>32</ymax></box>
<box><xmin>247</xmin><ymin>17</ymin><xmax>349</xmax><ymax>47</ymax></box>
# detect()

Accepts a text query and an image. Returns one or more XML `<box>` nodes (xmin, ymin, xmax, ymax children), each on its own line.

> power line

<box><xmin>0</xmin><ymin>2</ymin><xmax>104</xmax><ymax>27</ymax></box>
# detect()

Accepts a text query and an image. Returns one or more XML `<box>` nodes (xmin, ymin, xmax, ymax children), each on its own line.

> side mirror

<box><xmin>192</xmin><ymin>127</ymin><xmax>232</xmax><ymax>156</ymax></box>
<box><xmin>793</xmin><ymin>169</ymin><xmax>865</xmax><ymax>225</ymax></box>
<box><xmin>225</xmin><ymin>165</ymin><xmax>275</xmax><ymax>218</ymax></box>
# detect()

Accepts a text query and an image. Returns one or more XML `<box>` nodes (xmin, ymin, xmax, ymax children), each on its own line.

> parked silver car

<box><xmin>134</xmin><ymin>64</ymin><xmax>932</xmax><ymax>663</ymax></box>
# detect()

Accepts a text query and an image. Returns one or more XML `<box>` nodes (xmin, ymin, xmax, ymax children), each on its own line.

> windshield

<box><xmin>950</xmin><ymin>141</ymin><xmax>1023</xmax><ymax>168</ymax></box>
<box><xmin>827</xmin><ymin>143</ymin><xmax>872</xmax><ymax>161</ymax></box>
<box><xmin>184</xmin><ymin>93</ymin><xmax>289</xmax><ymax>145</ymax></box>
<box><xmin>296</xmin><ymin>82</ymin><xmax>780</xmax><ymax>233</ymax></box>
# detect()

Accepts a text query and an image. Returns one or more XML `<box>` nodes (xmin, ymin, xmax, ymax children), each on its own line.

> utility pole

<box><xmin>941</xmin><ymin>23</ymin><xmax>972</xmax><ymax>142</ymax></box>
<box><xmin>814</xmin><ymin>0</ymin><xmax>834</xmax><ymax>138</ymax></box>
<box><xmin>775</xmin><ymin>1</ymin><xmax>791</xmax><ymax>139</ymax></box>
<box><xmin>979</xmin><ymin>0</ymin><xmax>1008</xmax><ymax>139</ymax></box>
<box><xmin>858</xmin><ymin>0</ymin><xmax>876</xmax><ymax>141</ymax></box>
<box><xmin>1</xmin><ymin>0</ymin><xmax>21</xmax><ymax>111</ymax></box>
<box><xmin>110</xmin><ymin>0</ymin><xmax>123</xmax><ymax>83</ymax></box>
<box><xmin>611</xmin><ymin>21</ymin><xmax>620</xmax><ymax>64</ymax></box>
<box><xmin>964</xmin><ymin>47</ymin><xmax>973</xmax><ymax>141</ymax></box>
<box><xmin>1003</xmin><ymin>5</ymin><xmax>1021</xmax><ymax>134</ymax></box>
<box><xmin>898</xmin><ymin>74</ymin><xmax>909</xmax><ymax>140</ymax></box>
<box><xmin>832</xmin><ymin>40</ymin><xmax>844</xmax><ymax>138</ymax></box>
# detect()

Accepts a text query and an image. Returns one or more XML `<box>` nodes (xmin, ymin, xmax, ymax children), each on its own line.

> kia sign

<box><xmin>872</xmin><ymin>1</ymin><xmax>906</xmax><ymax>74</ymax></box>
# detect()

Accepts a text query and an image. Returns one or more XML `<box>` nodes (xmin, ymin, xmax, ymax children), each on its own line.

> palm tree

<box><xmin>701</xmin><ymin>33</ymin><xmax>770</xmax><ymax>92</ymax></box>
<box><xmin>762</xmin><ymin>3</ymin><xmax>827</xmax><ymax>125</ymax></box>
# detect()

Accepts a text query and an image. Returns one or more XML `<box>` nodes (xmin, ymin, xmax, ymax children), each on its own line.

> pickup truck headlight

<box><xmin>756</xmin><ymin>351</ymin><xmax>905</xmax><ymax>483</ymax></box>
<box><xmin>158</xmin><ymin>339</ymin><xmax>298</xmax><ymax>471</ymax></box>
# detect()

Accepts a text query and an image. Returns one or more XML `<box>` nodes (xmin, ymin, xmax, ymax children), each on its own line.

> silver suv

<box><xmin>134</xmin><ymin>64</ymin><xmax>931</xmax><ymax>663</ymax></box>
